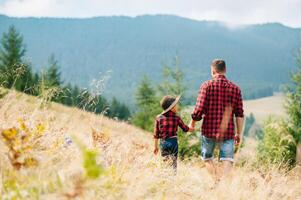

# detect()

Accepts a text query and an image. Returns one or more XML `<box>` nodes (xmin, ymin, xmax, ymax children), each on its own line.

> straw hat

<box><xmin>160</xmin><ymin>95</ymin><xmax>181</xmax><ymax>114</ymax></box>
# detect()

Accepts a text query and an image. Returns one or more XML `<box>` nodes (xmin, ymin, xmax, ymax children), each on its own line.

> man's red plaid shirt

<box><xmin>191</xmin><ymin>74</ymin><xmax>244</xmax><ymax>140</ymax></box>
<box><xmin>154</xmin><ymin>111</ymin><xmax>190</xmax><ymax>139</ymax></box>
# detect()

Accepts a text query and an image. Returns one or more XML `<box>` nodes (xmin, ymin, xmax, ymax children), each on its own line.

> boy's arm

<box><xmin>154</xmin><ymin>138</ymin><xmax>159</xmax><ymax>155</ymax></box>
<box><xmin>153</xmin><ymin>119</ymin><xmax>160</xmax><ymax>155</ymax></box>
<box><xmin>178</xmin><ymin>118</ymin><xmax>193</xmax><ymax>132</ymax></box>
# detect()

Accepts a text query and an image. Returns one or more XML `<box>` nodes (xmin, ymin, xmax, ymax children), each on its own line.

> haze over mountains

<box><xmin>0</xmin><ymin>14</ymin><xmax>300</xmax><ymax>105</ymax></box>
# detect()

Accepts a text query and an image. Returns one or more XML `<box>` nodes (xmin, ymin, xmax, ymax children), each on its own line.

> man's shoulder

<box><xmin>227</xmin><ymin>80</ymin><xmax>241</xmax><ymax>91</ymax></box>
<box><xmin>200</xmin><ymin>80</ymin><xmax>213</xmax><ymax>89</ymax></box>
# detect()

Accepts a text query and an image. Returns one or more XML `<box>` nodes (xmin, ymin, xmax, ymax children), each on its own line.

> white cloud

<box><xmin>0</xmin><ymin>0</ymin><xmax>300</xmax><ymax>27</ymax></box>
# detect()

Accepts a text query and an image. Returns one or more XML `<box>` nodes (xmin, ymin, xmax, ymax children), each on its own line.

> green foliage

<box><xmin>132</xmin><ymin>76</ymin><xmax>160</xmax><ymax>131</ymax></box>
<box><xmin>107</xmin><ymin>97</ymin><xmax>131</xmax><ymax>120</ymax></box>
<box><xmin>0</xmin><ymin>26</ymin><xmax>131</xmax><ymax>121</ymax></box>
<box><xmin>244</xmin><ymin>113</ymin><xmax>255</xmax><ymax>137</ymax></box>
<box><xmin>45</xmin><ymin>54</ymin><xmax>62</xmax><ymax>88</ymax></box>
<box><xmin>83</xmin><ymin>148</ymin><xmax>105</xmax><ymax>179</ymax></box>
<box><xmin>257</xmin><ymin>117</ymin><xmax>296</xmax><ymax>167</ymax></box>
<box><xmin>0</xmin><ymin>87</ymin><xmax>8</xmax><ymax>99</ymax></box>
<box><xmin>132</xmin><ymin>59</ymin><xmax>188</xmax><ymax>131</ymax></box>
<box><xmin>243</xmin><ymin>86</ymin><xmax>274</xmax><ymax>100</ymax></box>
<box><xmin>286</xmin><ymin>48</ymin><xmax>301</xmax><ymax>143</ymax></box>
<box><xmin>3</xmin><ymin>177</ymin><xmax>39</xmax><ymax>200</ymax></box>
<box><xmin>133</xmin><ymin>64</ymin><xmax>199</xmax><ymax>158</ymax></box>
<box><xmin>243</xmin><ymin>113</ymin><xmax>263</xmax><ymax>140</ymax></box>
<box><xmin>158</xmin><ymin>57</ymin><xmax>186</xmax><ymax>97</ymax></box>
<box><xmin>0</xmin><ymin>25</ymin><xmax>34</xmax><ymax>93</ymax></box>
<box><xmin>256</xmin><ymin>46</ymin><xmax>301</xmax><ymax>168</ymax></box>
<box><xmin>37</xmin><ymin>70</ymin><xmax>63</xmax><ymax>108</ymax></box>
<box><xmin>177</xmin><ymin>111</ymin><xmax>200</xmax><ymax>159</ymax></box>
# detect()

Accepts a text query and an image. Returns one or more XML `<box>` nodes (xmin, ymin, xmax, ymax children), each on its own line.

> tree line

<box><xmin>0</xmin><ymin>25</ymin><xmax>130</xmax><ymax>120</ymax></box>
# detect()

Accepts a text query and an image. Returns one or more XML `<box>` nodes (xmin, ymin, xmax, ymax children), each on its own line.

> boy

<box><xmin>154</xmin><ymin>95</ymin><xmax>194</xmax><ymax>171</ymax></box>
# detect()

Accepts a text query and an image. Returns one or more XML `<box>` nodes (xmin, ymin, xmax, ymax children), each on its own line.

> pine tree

<box><xmin>286</xmin><ymin>49</ymin><xmax>301</xmax><ymax>144</ymax></box>
<box><xmin>158</xmin><ymin>57</ymin><xmax>186</xmax><ymax>103</ymax></box>
<box><xmin>0</xmin><ymin>25</ymin><xmax>33</xmax><ymax>92</ymax></box>
<box><xmin>71</xmin><ymin>85</ymin><xmax>81</xmax><ymax>106</ymax></box>
<box><xmin>45</xmin><ymin>54</ymin><xmax>62</xmax><ymax>88</ymax></box>
<box><xmin>118</xmin><ymin>103</ymin><xmax>131</xmax><ymax>120</ymax></box>
<box><xmin>132</xmin><ymin>76</ymin><xmax>160</xmax><ymax>131</ymax></box>
<box><xmin>108</xmin><ymin>97</ymin><xmax>131</xmax><ymax>120</ymax></box>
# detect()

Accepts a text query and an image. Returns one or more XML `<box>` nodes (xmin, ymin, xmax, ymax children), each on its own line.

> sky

<box><xmin>0</xmin><ymin>0</ymin><xmax>300</xmax><ymax>28</ymax></box>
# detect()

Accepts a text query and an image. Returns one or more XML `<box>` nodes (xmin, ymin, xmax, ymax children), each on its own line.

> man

<box><xmin>189</xmin><ymin>59</ymin><xmax>244</xmax><ymax>178</ymax></box>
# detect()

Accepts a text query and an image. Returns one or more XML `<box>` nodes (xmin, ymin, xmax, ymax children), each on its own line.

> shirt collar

<box><xmin>214</xmin><ymin>74</ymin><xmax>226</xmax><ymax>80</ymax></box>
<box><xmin>164</xmin><ymin>110</ymin><xmax>176</xmax><ymax>116</ymax></box>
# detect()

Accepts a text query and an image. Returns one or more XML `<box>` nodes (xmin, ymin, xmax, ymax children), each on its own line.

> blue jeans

<box><xmin>160</xmin><ymin>137</ymin><xmax>178</xmax><ymax>171</ymax></box>
<box><xmin>201</xmin><ymin>135</ymin><xmax>234</xmax><ymax>162</ymax></box>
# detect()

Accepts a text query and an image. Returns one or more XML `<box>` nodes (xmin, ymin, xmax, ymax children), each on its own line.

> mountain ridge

<box><xmin>0</xmin><ymin>14</ymin><xmax>300</xmax><ymax>105</ymax></box>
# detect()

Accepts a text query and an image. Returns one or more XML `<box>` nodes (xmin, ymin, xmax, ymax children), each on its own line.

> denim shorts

<box><xmin>201</xmin><ymin>135</ymin><xmax>234</xmax><ymax>162</ymax></box>
<box><xmin>160</xmin><ymin>137</ymin><xmax>178</xmax><ymax>170</ymax></box>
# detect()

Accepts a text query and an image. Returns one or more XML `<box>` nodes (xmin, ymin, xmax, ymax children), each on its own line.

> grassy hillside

<box><xmin>0</xmin><ymin>89</ymin><xmax>300</xmax><ymax>199</ymax></box>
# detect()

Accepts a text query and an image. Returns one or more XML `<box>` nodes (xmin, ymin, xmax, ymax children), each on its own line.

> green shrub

<box><xmin>177</xmin><ymin>110</ymin><xmax>200</xmax><ymax>159</ymax></box>
<box><xmin>257</xmin><ymin>117</ymin><xmax>296</xmax><ymax>168</ymax></box>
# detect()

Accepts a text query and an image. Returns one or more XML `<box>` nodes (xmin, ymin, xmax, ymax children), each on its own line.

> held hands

<box><xmin>189</xmin><ymin>120</ymin><xmax>195</xmax><ymax>132</ymax></box>
<box><xmin>189</xmin><ymin>127</ymin><xmax>195</xmax><ymax>132</ymax></box>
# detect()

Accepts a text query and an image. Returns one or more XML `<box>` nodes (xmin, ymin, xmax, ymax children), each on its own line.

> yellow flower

<box><xmin>24</xmin><ymin>157</ymin><xmax>38</xmax><ymax>167</ymax></box>
<box><xmin>2</xmin><ymin>127</ymin><xmax>18</xmax><ymax>140</ymax></box>
<box><xmin>18</xmin><ymin>119</ymin><xmax>30</xmax><ymax>134</ymax></box>
<box><xmin>35</xmin><ymin>123</ymin><xmax>45</xmax><ymax>135</ymax></box>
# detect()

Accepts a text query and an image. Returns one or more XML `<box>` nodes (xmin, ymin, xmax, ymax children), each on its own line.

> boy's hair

<box><xmin>211</xmin><ymin>59</ymin><xmax>226</xmax><ymax>72</ymax></box>
<box><xmin>160</xmin><ymin>95</ymin><xmax>176</xmax><ymax>110</ymax></box>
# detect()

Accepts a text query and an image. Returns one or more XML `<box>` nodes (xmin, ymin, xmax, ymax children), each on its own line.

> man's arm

<box><xmin>234</xmin><ymin>88</ymin><xmax>244</xmax><ymax>146</ymax></box>
<box><xmin>190</xmin><ymin>83</ymin><xmax>208</xmax><ymax>129</ymax></box>
<box><xmin>235</xmin><ymin>117</ymin><xmax>244</xmax><ymax>146</ymax></box>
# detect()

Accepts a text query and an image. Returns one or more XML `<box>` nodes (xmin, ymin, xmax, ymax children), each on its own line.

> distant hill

<box><xmin>0</xmin><ymin>14</ymin><xmax>300</xmax><ymax>105</ymax></box>
<box><xmin>244</xmin><ymin>94</ymin><xmax>287</xmax><ymax>124</ymax></box>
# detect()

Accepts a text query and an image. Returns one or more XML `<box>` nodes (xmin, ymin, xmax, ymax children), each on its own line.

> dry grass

<box><xmin>0</xmin><ymin>89</ymin><xmax>300</xmax><ymax>200</ymax></box>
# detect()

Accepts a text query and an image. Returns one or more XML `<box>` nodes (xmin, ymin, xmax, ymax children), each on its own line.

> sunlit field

<box><xmin>0</xmin><ymin>88</ymin><xmax>300</xmax><ymax>200</ymax></box>
<box><xmin>243</xmin><ymin>94</ymin><xmax>287</xmax><ymax>124</ymax></box>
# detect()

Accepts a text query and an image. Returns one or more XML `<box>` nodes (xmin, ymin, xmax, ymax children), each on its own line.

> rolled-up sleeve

<box><xmin>178</xmin><ymin>117</ymin><xmax>190</xmax><ymax>132</ymax></box>
<box><xmin>234</xmin><ymin>89</ymin><xmax>244</xmax><ymax>118</ymax></box>
<box><xmin>191</xmin><ymin>83</ymin><xmax>208</xmax><ymax>121</ymax></box>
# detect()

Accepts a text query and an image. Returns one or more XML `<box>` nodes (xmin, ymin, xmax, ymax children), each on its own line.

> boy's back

<box><xmin>154</xmin><ymin>111</ymin><xmax>189</xmax><ymax>140</ymax></box>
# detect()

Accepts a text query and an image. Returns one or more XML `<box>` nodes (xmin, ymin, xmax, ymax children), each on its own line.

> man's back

<box><xmin>191</xmin><ymin>74</ymin><xmax>244</xmax><ymax>139</ymax></box>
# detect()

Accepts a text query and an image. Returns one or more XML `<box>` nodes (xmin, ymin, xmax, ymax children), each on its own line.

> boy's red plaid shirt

<box><xmin>154</xmin><ymin>111</ymin><xmax>189</xmax><ymax>139</ymax></box>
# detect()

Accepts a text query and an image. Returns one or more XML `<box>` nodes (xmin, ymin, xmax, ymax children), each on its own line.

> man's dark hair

<box><xmin>211</xmin><ymin>59</ymin><xmax>226</xmax><ymax>72</ymax></box>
